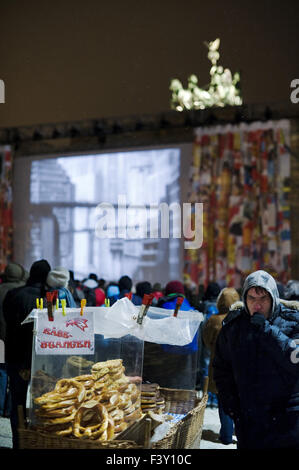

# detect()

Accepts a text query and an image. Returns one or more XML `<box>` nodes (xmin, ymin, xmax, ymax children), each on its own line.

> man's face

<box><xmin>246</xmin><ymin>287</ymin><xmax>272</xmax><ymax>319</ymax></box>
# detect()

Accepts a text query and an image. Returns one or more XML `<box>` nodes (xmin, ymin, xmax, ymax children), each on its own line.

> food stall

<box><xmin>18</xmin><ymin>296</ymin><xmax>208</xmax><ymax>449</ymax></box>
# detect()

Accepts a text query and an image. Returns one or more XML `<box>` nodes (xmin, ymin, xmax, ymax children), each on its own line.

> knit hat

<box><xmin>204</xmin><ymin>282</ymin><xmax>221</xmax><ymax>301</ymax></box>
<box><xmin>83</xmin><ymin>278</ymin><xmax>98</xmax><ymax>289</ymax></box>
<box><xmin>216</xmin><ymin>287</ymin><xmax>240</xmax><ymax>315</ymax></box>
<box><xmin>4</xmin><ymin>262</ymin><xmax>27</xmax><ymax>282</ymax></box>
<box><xmin>47</xmin><ymin>267</ymin><xmax>70</xmax><ymax>288</ymax></box>
<box><xmin>136</xmin><ymin>281</ymin><xmax>152</xmax><ymax>298</ymax></box>
<box><xmin>28</xmin><ymin>259</ymin><xmax>51</xmax><ymax>284</ymax></box>
<box><xmin>118</xmin><ymin>275</ymin><xmax>132</xmax><ymax>292</ymax></box>
<box><xmin>165</xmin><ymin>280</ymin><xmax>185</xmax><ymax>296</ymax></box>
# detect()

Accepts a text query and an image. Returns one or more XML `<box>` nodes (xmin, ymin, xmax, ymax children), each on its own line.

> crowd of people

<box><xmin>0</xmin><ymin>259</ymin><xmax>298</xmax><ymax>449</ymax></box>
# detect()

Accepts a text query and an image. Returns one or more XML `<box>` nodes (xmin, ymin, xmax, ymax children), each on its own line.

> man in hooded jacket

<box><xmin>213</xmin><ymin>270</ymin><xmax>299</xmax><ymax>449</ymax></box>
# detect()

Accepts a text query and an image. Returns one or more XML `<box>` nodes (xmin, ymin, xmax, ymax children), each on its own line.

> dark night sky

<box><xmin>0</xmin><ymin>0</ymin><xmax>298</xmax><ymax>127</ymax></box>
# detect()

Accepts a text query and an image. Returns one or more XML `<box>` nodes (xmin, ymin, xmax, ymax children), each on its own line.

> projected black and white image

<box><xmin>23</xmin><ymin>148</ymin><xmax>181</xmax><ymax>284</ymax></box>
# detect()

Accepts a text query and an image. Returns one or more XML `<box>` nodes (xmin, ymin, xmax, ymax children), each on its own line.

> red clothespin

<box><xmin>46</xmin><ymin>290</ymin><xmax>58</xmax><ymax>321</ymax></box>
<box><xmin>46</xmin><ymin>292</ymin><xmax>54</xmax><ymax>321</ymax></box>
<box><xmin>173</xmin><ymin>296</ymin><xmax>184</xmax><ymax>317</ymax></box>
<box><xmin>125</xmin><ymin>292</ymin><xmax>133</xmax><ymax>300</ymax></box>
<box><xmin>137</xmin><ymin>293</ymin><xmax>155</xmax><ymax>325</ymax></box>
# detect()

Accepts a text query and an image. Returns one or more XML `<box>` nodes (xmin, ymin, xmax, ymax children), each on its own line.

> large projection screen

<box><xmin>13</xmin><ymin>144</ymin><xmax>192</xmax><ymax>286</ymax></box>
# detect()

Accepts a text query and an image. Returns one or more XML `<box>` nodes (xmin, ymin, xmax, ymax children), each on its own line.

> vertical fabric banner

<box><xmin>184</xmin><ymin>120</ymin><xmax>291</xmax><ymax>289</ymax></box>
<box><xmin>0</xmin><ymin>146</ymin><xmax>13</xmax><ymax>272</ymax></box>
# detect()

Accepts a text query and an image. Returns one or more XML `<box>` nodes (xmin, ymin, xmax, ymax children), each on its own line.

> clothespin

<box><xmin>105</xmin><ymin>298</ymin><xmax>110</xmax><ymax>307</ymax></box>
<box><xmin>137</xmin><ymin>293</ymin><xmax>155</xmax><ymax>325</ymax></box>
<box><xmin>124</xmin><ymin>292</ymin><xmax>133</xmax><ymax>300</ymax></box>
<box><xmin>56</xmin><ymin>298</ymin><xmax>59</xmax><ymax>310</ymax></box>
<box><xmin>36</xmin><ymin>298</ymin><xmax>43</xmax><ymax>309</ymax></box>
<box><xmin>46</xmin><ymin>291</ymin><xmax>58</xmax><ymax>321</ymax></box>
<box><xmin>80</xmin><ymin>299</ymin><xmax>86</xmax><ymax>316</ymax></box>
<box><xmin>61</xmin><ymin>299</ymin><xmax>66</xmax><ymax>316</ymax></box>
<box><xmin>173</xmin><ymin>296</ymin><xmax>184</xmax><ymax>317</ymax></box>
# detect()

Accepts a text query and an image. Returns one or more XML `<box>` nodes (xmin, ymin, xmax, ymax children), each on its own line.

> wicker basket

<box><xmin>18</xmin><ymin>407</ymin><xmax>149</xmax><ymax>449</ymax></box>
<box><xmin>151</xmin><ymin>388</ymin><xmax>208</xmax><ymax>449</ymax></box>
<box><xmin>18</xmin><ymin>389</ymin><xmax>207</xmax><ymax>450</ymax></box>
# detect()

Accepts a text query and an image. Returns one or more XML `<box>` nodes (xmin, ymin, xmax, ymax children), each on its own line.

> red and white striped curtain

<box><xmin>184</xmin><ymin>120</ymin><xmax>291</xmax><ymax>290</ymax></box>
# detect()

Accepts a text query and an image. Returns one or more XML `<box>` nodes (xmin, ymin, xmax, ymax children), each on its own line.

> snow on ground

<box><xmin>199</xmin><ymin>407</ymin><xmax>237</xmax><ymax>449</ymax></box>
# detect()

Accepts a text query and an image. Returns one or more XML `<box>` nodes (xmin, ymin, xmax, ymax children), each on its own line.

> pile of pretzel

<box><xmin>31</xmin><ymin>370</ymin><xmax>57</xmax><ymax>399</ymax></box>
<box><xmin>141</xmin><ymin>383</ymin><xmax>166</xmax><ymax>414</ymax></box>
<box><xmin>91</xmin><ymin>359</ymin><xmax>142</xmax><ymax>436</ymax></box>
<box><xmin>33</xmin><ymin>359</ymin><xmax>142</xmax><ymax>441</ymax></box>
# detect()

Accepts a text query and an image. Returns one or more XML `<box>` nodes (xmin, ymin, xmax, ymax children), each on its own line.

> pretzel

<box><xmin>41</xmin><ymin>409</ymin><xmax>77</xmax><ymax>426</ymax></box>
<box><xmin>92</xmin><ymin>359</ymin><xmax>123</xmax><ymax>371</ymax></box>
<box><xmin>84</xmin><ymin>389</ymin><xmax>95</xmax><ymax>401</ymax></box>
<box><xmin>118</xmin><ymin>393</ymin><xmax>132</xmax><ymax>409</ymax></box>
<box><xmin>73</xmin><ymin>400</ymin><xmax>109</xmax><ymax>440</ymax></box>
<box><xmin>106</xmin><ymin>417</ymin><xmax>115</xmax><ymax>441</ymax></box>
<box><xmin>37</xmin><ymin>398</ymin><xmax>77</xmax><ymax>410</ymax></box>
<box><xmin>93</xmin><ymin>371</ymin><xmax>109</xmax><ymax>382</ymax></box>
<box><xmin>37</xmin><ymin>423</ymin><xmax>73</xmax><ymax>436</ymax></box>
<box><xmin>93</xmin><ymin>380</ymin><xmax>107</xmax><ymax>390</ymax></box>
<box><xmin>55</xmin><ymin>426</ymin><xmax>73</xmax><ymax>436</ymax></box>
<box><xmin>114</xmin><ymin>421</ymin><xmax>128</xmax><ymax>434</ymax></box>
<box><xmin>55</xmin><ymin>379</ymin><xmax>86</xmax><ymax>403</ymax></box>
<box><xmin>98</xmin><ymin>391</ymin><xmax>120</xmax><ymax>411</ymax></box>
<box><xmin>34</xmin><ymin>391</ymin><xmax>64</xmax><ymax>405</ymax></box>
<box><xmin>73</xmin><ymin>375</ymin><xmax>94</xmax><ymax>389</ymax></box>
<box><xmin>124</xmin><ymin>407</ymin><xmax>142</xmax><ymax>423</ymax></box>
<box><xmin>36</xmin><ymin>404</ymin><xmax>75</xmax><ymax>418</ymax></box>
<box><xmin>122</xmin><ymin>403</ymin><xmax>136</xmax><ymax>415</ymax></box>
<box><xmin>109</xmin><ymin>366</ymin><xmax>125</xmax><ymax>381</ymax></box>
<box><xmin>124</xmin><ymin>383</ymin><xmax>140</xmax><ymax>402</ymax></box>
<box><xmin>109</xmin><ymin>408</ymin><xmax>124</xmax><ymax>422</ymax></box>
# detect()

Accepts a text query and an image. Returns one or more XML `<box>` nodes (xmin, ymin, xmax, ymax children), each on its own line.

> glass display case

<box><xmin>26</xmin><ymin>305</ymin><xmax>143</xmax><ymax>441</ymax></box>
<box><xmin>142</xmin><ymin>307</ymin><xmax>202</xmax><ymax>390</ymax></box>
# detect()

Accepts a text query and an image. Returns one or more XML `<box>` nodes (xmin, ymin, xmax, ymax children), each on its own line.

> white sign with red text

<box><xmin>35</xmin><ymin>310</ymin><xmax>94</xmax><ymax>355</ymax></box>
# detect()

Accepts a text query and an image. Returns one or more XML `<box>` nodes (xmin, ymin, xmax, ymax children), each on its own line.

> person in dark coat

<box><xmin>196</xmin><ymin>281</ymin><xmax>220</xmax><ymax>399</ymax></box>
<box><xmin>0</xmin><ymin>262</ymin><xmax>28</xmax><ymax>418</ymax></box>
<box><xmin>46</xmin><ymin>266</ymin><xmax>76</xmax><ymax>307</ymax></box>
<box><xmin>213</xmin><ymin>270</ymin><xmax>299</xmax><ymax>449</ymax></box>
<box><xmin>3</xmin><ymin>259</ymin><xmax>51</xmax><ymax>448</ymax></box>
<box><xmin>133</xmin><ymin>281</ymin><xmax>152</xmax><ymax>305</ymax></box>
<box><xmin>202</xmin><ymin>287</ymin><xmax>240</xmax><ymax>444</ymax></box>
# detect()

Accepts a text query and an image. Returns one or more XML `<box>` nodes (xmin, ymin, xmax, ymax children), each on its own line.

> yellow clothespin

<box><xmin>61</xmin><ymin>299</ymin><xmax>66</xmax><ymax>316</ymax></box>
<box><xmin>36</xmin><ymin>298</ymin><xmax>40</xmax><ymax>309</ymax></box>
<box><xmin>40</xmin><ymin>298</ymin><xmax>43</xmax><ymax>309</ymax></box>
<box><xmin>56</xmin><ymin>298</ymin><xmax>59</xmax><ymax>310</ymax></box>
<box><xmin>80</xmin><ymin>299</ymin><xmax>86</xmax><ymax>316</ymax></box>
<box><xmin>36</xmin><ymin>298</ymin><xmax>43</xmax><ymax>309</ymax></box>
<box><xmin>105</xmin><ymin>298</ymin><xmax>110</xmax><ymax>307</ymax></box>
